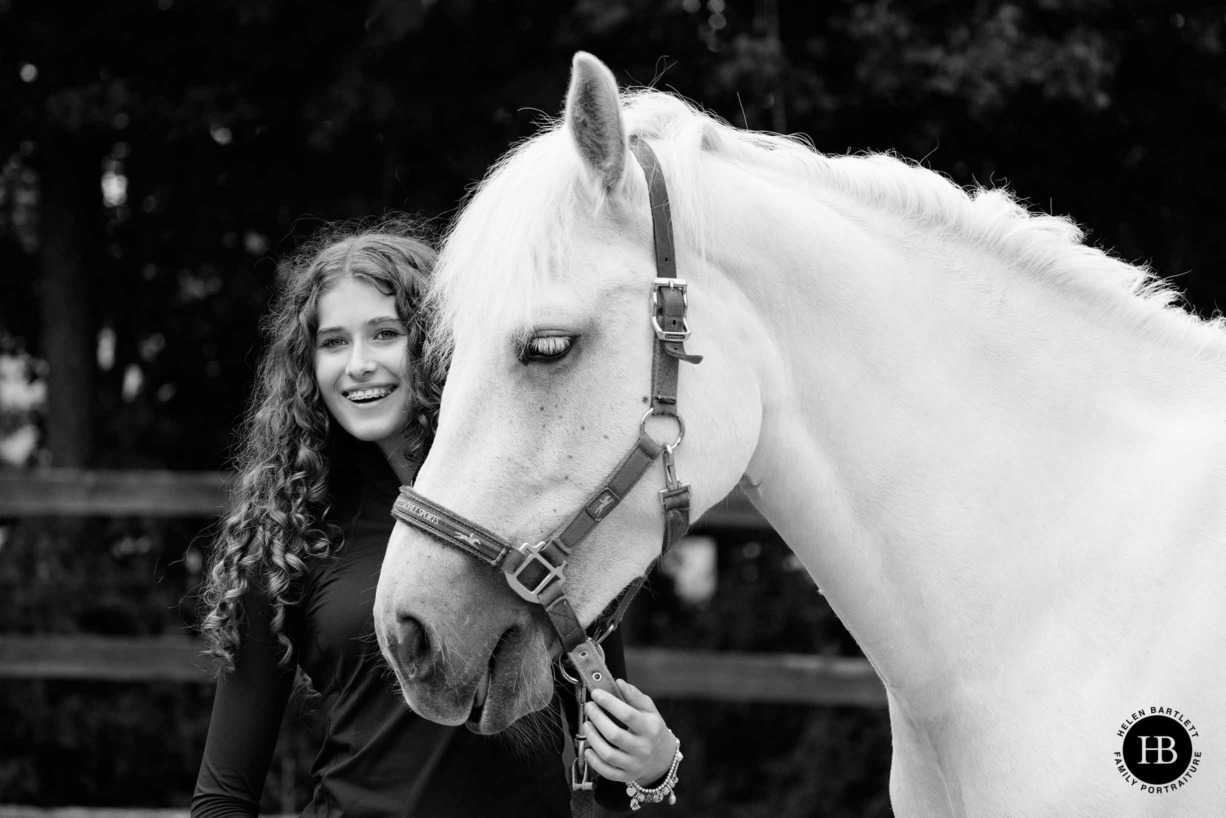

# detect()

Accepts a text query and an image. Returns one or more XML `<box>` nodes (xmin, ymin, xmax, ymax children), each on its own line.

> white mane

<box><xmin>428</xmin><ymin>88</ymin><xmax>1225</xmax><ymax>369</ymax></box>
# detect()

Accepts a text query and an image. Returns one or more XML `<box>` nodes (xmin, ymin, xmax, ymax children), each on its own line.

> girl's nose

<box><xmin>346</xmin><ymin>348</ymin><xmax>377</xmax><ymax>378</ymax></box>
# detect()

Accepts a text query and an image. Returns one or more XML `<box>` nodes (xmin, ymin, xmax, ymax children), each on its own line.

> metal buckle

<box><xmin>506</xmin><ymin>540</ymin><xmax>566</xmax><ymax>603</ymax></box>
<box><xmin>570</xmin><ymin>727</ymin><xmax>595</xmax><ymax>791</ymax></box>
<box><xmin>571</xmin><ymin>754</ymin><xmax>594</xmax><ymax>791</ymax></box>
<box><xmin>569</xmin><ymin>681</ymin><xmax>596</xmax><ymax>792</ymax></box>
<box><xmin>651</xmin><ymin>278</ymin><xmax>690</xmax><ymax>342</ymax></box>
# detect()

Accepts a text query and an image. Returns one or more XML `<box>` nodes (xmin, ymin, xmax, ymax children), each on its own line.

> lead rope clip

<box><xmin>661</xmin><ymin>443</ymin><xmax>682</xmax><ymax>493</ymax></box>
<box><xmin>570</xmin><ymin>680</ymin><xmax>595</xmax><ymax>792</ymax></box>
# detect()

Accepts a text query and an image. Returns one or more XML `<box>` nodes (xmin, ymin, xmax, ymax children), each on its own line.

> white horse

<box><xmin>375</xmin><ymin>52</ymin><xmax>1226</xmax><ymax>816</ymax></box>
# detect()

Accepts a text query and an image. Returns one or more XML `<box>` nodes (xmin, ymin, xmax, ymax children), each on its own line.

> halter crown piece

<box><xmin>391</xmin><ymin>136</ymin><xmax>699</xmax><ymax>797</ymax></box>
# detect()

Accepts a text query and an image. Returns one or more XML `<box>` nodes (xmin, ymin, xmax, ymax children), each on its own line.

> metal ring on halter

<box><xmin>639</xmin><ymin>408</ymin><xmax>684</xmax><ymax>449</ymax></box>
<box><xmin>557</xmin><ymin>642</ymin><xmax>606</xmax><ymax>684</ymax></box>
<box><xmin>589</xmin><ymin>616</ymin><xmax>619</xmax><ymax>648</ymax></box>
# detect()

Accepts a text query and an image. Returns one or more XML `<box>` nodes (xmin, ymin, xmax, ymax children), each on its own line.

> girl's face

<box><xmin>313</xmin><ymin>276</ymin><xmax>412</xmax><ymax>457</ymax></box>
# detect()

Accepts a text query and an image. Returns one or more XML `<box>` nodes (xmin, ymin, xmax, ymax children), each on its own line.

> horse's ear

<box><xmin>564</xmin><ymin>52</ymin><xmax>626</xmax><ymax>191</ymax></box>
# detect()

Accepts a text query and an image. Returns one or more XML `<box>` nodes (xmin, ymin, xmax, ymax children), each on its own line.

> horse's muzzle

<box><xmin>378</xmin><ymin>611</ymin><xmax>475</xmax><ymax>726</ymax></box>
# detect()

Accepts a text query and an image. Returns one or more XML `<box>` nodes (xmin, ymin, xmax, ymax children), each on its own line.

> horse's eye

<box><xmin>520</xmin><ymin>335</ymin><xmax>574</xmax><ymax>363</ymax></box>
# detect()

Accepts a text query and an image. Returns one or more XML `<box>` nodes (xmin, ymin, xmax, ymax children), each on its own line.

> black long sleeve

<box><xmin>192</xmin><ymin>593</ymin><xmax>294</xmax><ymax>817</ymax></box>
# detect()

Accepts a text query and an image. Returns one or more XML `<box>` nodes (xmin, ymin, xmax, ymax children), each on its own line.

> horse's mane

<box><xmin>428</xmin><ymin>88</ymin><xmax>1225</xmax><ymax>370</ymax></box>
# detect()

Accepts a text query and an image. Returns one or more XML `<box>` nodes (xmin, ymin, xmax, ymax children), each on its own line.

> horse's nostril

<box><xmin>397</xmin><ymin>614</ymin><xmax>431</xmax><ymax>678</ymax></box>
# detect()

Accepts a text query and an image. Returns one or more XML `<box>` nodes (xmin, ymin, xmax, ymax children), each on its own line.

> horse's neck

<box><xmin>724</xmin><ymin>179</ymin><xmax>1226</xmax><ymax>704</ymax></box>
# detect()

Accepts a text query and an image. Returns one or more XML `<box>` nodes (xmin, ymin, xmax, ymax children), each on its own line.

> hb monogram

<box><xmin>1137</xmin><ymin>736</ymin><xmax>1179</xmax><ymax>765</ymax></box>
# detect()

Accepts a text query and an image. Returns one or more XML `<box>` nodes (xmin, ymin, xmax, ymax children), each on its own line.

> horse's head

<box><xmin>374</xmin><ymin>53</ymin><xmax>769</xmax><ymax>731</ymax></box>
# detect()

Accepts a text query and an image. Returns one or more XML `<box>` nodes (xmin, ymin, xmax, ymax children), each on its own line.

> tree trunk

<box><xmin>37</xmin><ymin>137</ymin><xmax>99</xmax><ymax>468</ymax></box>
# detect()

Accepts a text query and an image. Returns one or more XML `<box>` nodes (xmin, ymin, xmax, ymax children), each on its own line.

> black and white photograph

<box><xmin>1</xmin><ymin>2</ymin><xmax>1223</xmax><ymax>816</ymax></box>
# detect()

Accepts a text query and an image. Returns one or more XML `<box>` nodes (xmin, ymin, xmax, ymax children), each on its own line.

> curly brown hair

<box><xmin>199</xmin><ymin>219</ymin><xmax>442</xmax><ymax>674</ymax></box>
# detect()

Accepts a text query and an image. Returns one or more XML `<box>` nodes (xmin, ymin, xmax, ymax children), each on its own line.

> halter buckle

<box><xmin>506</xmin><ymin>540</ymin><xmax>567</xmax><ymax>603</ymax></box>
<box><xmin>651</xmin><ymin>278</ymin><xmax>690</xmax><ymax>342</ymax></box>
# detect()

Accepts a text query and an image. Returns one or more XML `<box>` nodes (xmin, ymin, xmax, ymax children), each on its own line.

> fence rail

<box><xmin>0</xmin><ymin>469</ymin><xmax>770</xmax><ymax>529</ymax></box>
<box><xmin>0</xmin><ymin>810</ymin><xmax>215</xmax><ymax>818</ymax></box>
<box><xmin>0</xmin><ymin>470</ymin><xmax>228</xmax><ymax>517</ymax></box>
<box><xmin>0</xmin><ymin>635</ymin><xmax>886</xmax><ymax>707</ymax></box>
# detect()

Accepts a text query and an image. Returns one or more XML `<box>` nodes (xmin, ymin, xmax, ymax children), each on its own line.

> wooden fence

<box><xmin>0</xmin><ymin>469</ymin><xmax>886</xmax><ymax>707</ymax></box>
<box><xmin>0</xmin><ymin>469</ymin><xmax>771</xmax><ymax>527</ymax></box>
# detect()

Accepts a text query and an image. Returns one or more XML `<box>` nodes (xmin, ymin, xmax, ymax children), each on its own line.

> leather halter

<box><xmin>390</xmin><ymin>135</ymin><xmax>702</xmax><ymax>711</ymax></box>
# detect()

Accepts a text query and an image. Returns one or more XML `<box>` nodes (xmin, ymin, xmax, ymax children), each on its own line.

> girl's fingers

<box><xmin>615</xmin><ymin>679</ymin><xmax>659</xmax><ymax>714</ymax></box>
<box><xmin>585</xmin><ymin>701</ymin><xmax>637</xmax><ymax>753</ymax></box>
<box><xmin>589</xmin><ymin>686</ymin><xmax>645</xmax><ymax>730</ymax></box>
<box><xmin>583</xmin><ymin>718</ymin><xmax>633</xmax><ymax>769</ymax></box>
<box><xmin>584</xmin><ymin>747</ymin><xmax>628</xmax><ymax>782</ymax></box>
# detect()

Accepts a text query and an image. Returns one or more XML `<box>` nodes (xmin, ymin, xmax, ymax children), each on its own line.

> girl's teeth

<box><xmin>348</xmin><ymin>387</ymin><xmax>392</xmax><ymax>401</ymax></box>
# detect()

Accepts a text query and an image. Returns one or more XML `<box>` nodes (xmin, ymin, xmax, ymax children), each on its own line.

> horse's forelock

<box><xmin>425</xmin><ymin>92</ymin><xmax>681</xmax><ymax>365</ymax></box>
<box><xmin>428</xmin><ymin>126</ymin><xmax>577</xmax><ymax>364</ymax></box>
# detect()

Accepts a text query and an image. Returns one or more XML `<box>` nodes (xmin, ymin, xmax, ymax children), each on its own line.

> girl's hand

<box><xmin>583</xmin><ymin>679</ymin><xmax>678</xmax><ymax>784</ymax></box>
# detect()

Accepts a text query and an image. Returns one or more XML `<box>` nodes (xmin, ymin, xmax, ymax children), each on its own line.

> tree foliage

<box><xmin>2</xmin><ymin>0</ymin><xmax>1223</xmax><ymax>468</ymax></box>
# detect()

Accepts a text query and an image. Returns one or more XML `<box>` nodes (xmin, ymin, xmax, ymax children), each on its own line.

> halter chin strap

<box><xmin>390</xmin><ymin>135</ymin><xmax>701</xmax><ymax>711</ymax></box>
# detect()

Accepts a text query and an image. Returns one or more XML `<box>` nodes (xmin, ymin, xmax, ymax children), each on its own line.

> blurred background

<box><xmin>0</xmin><ymin>0</ymin><xmax>1223</xmax><ymax>815</ymax></box>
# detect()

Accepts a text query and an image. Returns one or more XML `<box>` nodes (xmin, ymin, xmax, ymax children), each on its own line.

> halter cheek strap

<box><xmin>390</xmin><ymin>135</ymin><xmax>701</xmax><ymax>709</ymax></box>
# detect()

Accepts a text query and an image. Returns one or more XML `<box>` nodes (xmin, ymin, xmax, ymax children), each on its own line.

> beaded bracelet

<box><xmin>626</xmin><ymin>734</ymin><xmax>683</xmax><ymax>811</ymax></box>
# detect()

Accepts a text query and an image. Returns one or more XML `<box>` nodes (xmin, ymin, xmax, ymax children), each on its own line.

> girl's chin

<box><xmin>337</xmin><ymin>414</ymin><xmax>402</xmax><ymax>446</ymax></box>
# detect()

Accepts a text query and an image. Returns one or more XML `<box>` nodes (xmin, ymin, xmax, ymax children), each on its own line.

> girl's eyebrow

<box><xmin>317</xmin><ymin>316</ymin><xmax>401</xmax><ymax>335</ymax></box>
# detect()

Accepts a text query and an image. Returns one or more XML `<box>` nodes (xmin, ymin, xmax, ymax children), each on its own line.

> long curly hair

<box><xmin>200</xmin><ymin>219</ymin><xmax>442</xmax><ymax>674</ymax></box>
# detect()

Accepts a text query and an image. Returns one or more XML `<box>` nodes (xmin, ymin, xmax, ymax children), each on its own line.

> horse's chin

<box><xmin>396</xmin><ymin>663</ymin><xmax>496</xmax><ymax>728</ymax></box>
<box><xmin>465</xmin><ymin>699</ymin><xmax>519</xmax><ymax>735</ymax></box>
<box><xmin>399</xmin><ymin>680</ymin><xmax>475</xmax><ymax>727</ymax></box>
<box><xmin>465</xmin><ymin>653</ymin><xmax>556</xmax><ymax>735</ymax></box>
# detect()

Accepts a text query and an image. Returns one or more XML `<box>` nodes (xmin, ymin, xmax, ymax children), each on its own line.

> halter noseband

<box><xmin>390</xmin><ymin>135</ymin><xmax>702</xmax><ymax>717</ymax></box>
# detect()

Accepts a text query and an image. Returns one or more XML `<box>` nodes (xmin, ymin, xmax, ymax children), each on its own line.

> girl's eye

<box><xmin>319</xmin><ymin>337</ymin><xmax>345</xmax><ymax>350</ymax></box>
<box><xmin>520</xmin><ymin>335</ymin><xmax>574</xmax><ymax>363</ymax></box>
<box><xmin>375</xmin><ymin>328</ymin><xmax>403</xmax><ymax>341</ymax></box>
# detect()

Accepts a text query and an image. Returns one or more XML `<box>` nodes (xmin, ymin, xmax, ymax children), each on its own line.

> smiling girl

<box><xmin>192</xmin><ymin>222</ymin><xmax>678</xmax><ymax>817</ymax></box>
<box><xmin>314</xmin><ymin>275</ymin><xmax>419</xmax><ymax>460</ymax></box>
